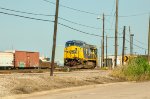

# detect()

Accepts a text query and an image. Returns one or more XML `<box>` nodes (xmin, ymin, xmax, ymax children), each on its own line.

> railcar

<box><xmin>64</xmin><ymin>40</ymin><xmax>97</xmax><ymax>68</ymax></box>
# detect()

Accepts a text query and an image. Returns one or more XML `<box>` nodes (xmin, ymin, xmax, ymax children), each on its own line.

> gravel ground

<box><xmin>0</xmin><ymin>70</ymin><xmax>121</xmax><ymax>98</ymax></box>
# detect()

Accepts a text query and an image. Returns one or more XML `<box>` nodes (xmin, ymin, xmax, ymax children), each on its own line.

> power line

<box><xmin>105</xmin><ymin>12</ymin><xmax>149</xmax><ymax>17</ymax></box>
<box><xmin>58</xmin><ymin>23</ymin><xmax>102</xmax><ymax>37</ymax></box>
<box><xmin>43</xmin><ymin>0</ymin><xmax>99</xmax><ymax>16</ymax></box>
<box><xmin>0</xmin><ymin>11</ymin><xmax>101</xmax><ymax>38</ymax></box>
<box><xmin>109</xmin><ymin>1</ymin><xmax>116</xmax><ymax>30</ymax></box>
<box><xmin>59</xmin><ymin>17</ymin><xmax>115</xmax><ymax>30</ymax></box>
<box><xmin>2</xmin><ymin>7</ymin><xmax>145</xmax><ymax>41</ymax></box>
<box><xmin>43</xmin><ymin>0</ymin><xmax>149</xmax><ymax>18</ymax></box>
<box><xmin>118</xmin><ymin>12</ymin><xmax>149</xmax><ymax>17</ymax></box>
<box><xmin>134</xmin><ymin>39</ymin><xmax>146</xmax><ymax>45</ymax></box>
<box><xmin>47</xmin><ymin>0</ymin><xmax>150</xmax><ymax>18</ymax></box>
<box><xmin>108</xmin><ymin>0</ymin><xmax>116</xmax><ymax>31</ymax></box>
<box><xmin>126</xmin><ymin>33</ymin><xmax>146</xmax><ymax>45</ymax></box>
<box><xmin>118</xmin><ymin>28</ymin><xmax>146</xmax><ymax>45</ymax></box>
<box><xmin>0</xmin><ymin>6</ymin><xmax>54</xmax><ymax>16</ymax></box>
<box><xmin>2</xmin><ymin>1</ymin><xmax>148</xmax><ymax>18</ymax></box>
<box><xmin>1</xmin><ymin>3</ymin><xmax>147</xmax><ymax>33</ymax></box>
<box><xmin>59</xmin><ymin>17</ymin><xmax>100</xmax><ymax>29</ymax></box>
<box><xmin>0</xmin><ymin>11</ymin><xmax>53</xmax><ymax>22</ymax></box>
<box><xmin>0</xmin><ymin>6</ymin><xmax>115</xmax><ymax>30</ymax></box>
<box><xmin>109</xmin><ymin>0</ymin><xmax>115</xmax><ymax>19</ymax></box>
<box><xmin>1</xmin><ymin>6</ymin><xmax>147</xmax><ymax>51</ymax></box>
<box><xmin>107</xmin><ymin>36</ymin><xmax>123</xmax><ymax>38</ymax></box>
<box><xmin>125</xmin><ymin>39</ymin><xmax>147</xmax><ymax>50</ymax></box>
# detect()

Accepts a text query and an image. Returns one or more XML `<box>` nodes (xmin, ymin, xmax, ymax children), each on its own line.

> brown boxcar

<box><xmin>15</xmin><ymin>51</ymin><xmax>39</xmax><ymax>68</ymax></box>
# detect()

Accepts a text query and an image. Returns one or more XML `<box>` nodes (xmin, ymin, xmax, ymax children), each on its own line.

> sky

<box><xmin>0</xmin><ymin>0</ymin><xmax>149</xmax><ymax>64</ymax></box>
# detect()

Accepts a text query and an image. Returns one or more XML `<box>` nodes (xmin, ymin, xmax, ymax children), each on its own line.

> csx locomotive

<box><xmin>64</xmin><ymin>40</ymin><xmax>97</xmax><ymax>68</ymax></box>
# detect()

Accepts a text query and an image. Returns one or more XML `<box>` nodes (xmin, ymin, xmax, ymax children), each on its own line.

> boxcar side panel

<box><xmin>15</xmin><ymin>51</ymin><xmax>27</xmax><ymax>68</ymax></box>
<box><xmin>0</xmin><ymin>52</ymin><xmax>14</xmax><ymax>67</ymax></box>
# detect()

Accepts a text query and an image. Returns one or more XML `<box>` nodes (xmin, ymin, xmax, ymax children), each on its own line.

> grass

<box><xmin>111</xmin><ymin>56</ymin><xmax>150</xmax><ymax>81</ymax></box>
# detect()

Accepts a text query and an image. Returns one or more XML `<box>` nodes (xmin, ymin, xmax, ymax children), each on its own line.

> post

<box><xmin>122</xmin><ymin>26</ymin><xmax>126</xmax><ymax>65</ymax></box>
<box><xmin>129</xmin><ymin>26</ymin><xmax>130</xmax><ymax>54</ymax></box>
<box><xmin>50</xmin><ymin>0</ymin><xmax>59</xmax><ymax>76</ymax></box>
<box><xmin>101</xmin><ymin>39</ymin><xmax>103</xmax><ymax>67</ymax></box>
<box><xmin>148</xmin><ymin>16</ymin><xmax>150</xmax><ymax>63</ymax></box>
<box><xmin>129</xmin><ymin>26</ymin><xmax>131</xmax><ymax>55</ymax></box>
<box><xmin>129</xmin><ymin>26</ymin><xmax>134</xmax><ymax>55</ymax></box>
<box><xmin>114</xmin><ymin>0</ymin><xmax>118</xmax><ymax>67</ymax></box>
<box><xmin>102</xmin><ymin>13</ymin><xmax>105</xmax><ymax>67</ymax></box>
<box><xmin>130</xmin><ymin>34</ymin><xmax>134</xmax><ymax>55</ymax></box>
<box><xmin>125</xmin><ymin>47</ymin><xmax>127</xmax><ymax>55</ymax></box>
<box><xmin>106</xmin><ymin>35</ymin><xmax>108</xmax><ymax>67</ymax></box>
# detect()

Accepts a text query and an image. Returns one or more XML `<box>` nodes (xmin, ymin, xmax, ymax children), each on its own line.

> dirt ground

<box><xmin>0</xmin><ymin>70</ymin><xmax>121</xmax><ymax>98</ymax></box>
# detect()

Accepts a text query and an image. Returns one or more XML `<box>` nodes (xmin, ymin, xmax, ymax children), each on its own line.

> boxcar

<box><xmin>0</xmin><ymin>52</ymin><xmax>14</xmax><ymax>69</ymax></box>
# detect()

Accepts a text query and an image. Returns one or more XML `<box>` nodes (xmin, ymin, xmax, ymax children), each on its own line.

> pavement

<box><xmin>10</xmin><ymin>81</ymin><xmax>150</xmax><ymax>99</ymax></box>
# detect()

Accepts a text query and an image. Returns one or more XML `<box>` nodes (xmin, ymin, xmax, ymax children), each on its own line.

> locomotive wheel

<box><xmin>83</xmin><ymin>61</ymin><xmax>96</xmax><ymax>69</ymax></box>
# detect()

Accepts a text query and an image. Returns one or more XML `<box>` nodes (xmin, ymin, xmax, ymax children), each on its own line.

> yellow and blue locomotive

<box><xmin>64</xmin><ymin>40</ymin><xmax>97</xmax><ymax>68</ymax></box>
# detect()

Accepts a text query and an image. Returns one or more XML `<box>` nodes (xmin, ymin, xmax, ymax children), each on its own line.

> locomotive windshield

<box><xmin>65</xmin><ymin>41</ymin><xmax>84</xmax><ymax>47</ymax></box>
<box><xmin>65</xmin><ymin>42</ymin><xmax>74</xmax><ymax>47</ymax></box>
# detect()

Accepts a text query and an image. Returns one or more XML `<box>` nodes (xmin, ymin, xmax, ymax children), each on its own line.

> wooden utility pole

<box><xmin>129</xmin><ymin>26</ymin><xmax>134</xmax><ymax>55</ymax></box>
<box><xmin>129</xmin><ymin>26</ymin><xmax>131</xmax><ymax>55</ymax></box>
<box><xmin>106</xmin><ymin>35</ymin><xmax>108</xmax><ymax>67</ymax></box>
<box><xmin>130</xmin><ymin>34</ymin><xmax>134</xmax><ymax>55</ymax></box>
<box><xmin>50</xmin><ymin>0</ymin><xmax>59</xmax><ymax>76</ymax></box>
<box><xmin>101</xmin><ymin>39</ymin><xmax>103</xmax><ymax>67</ymax></box>
<box><xmin>122</xmin><ymin>26</ymin><xmax>126</xmax><ymax>65</ymax></box>
<box><xmin>114</xmin><ymin>0</ymin><xmax>118</xmax><ymax>67</ymax></box>
<box><xmin>148</xmin><ymin>16</ymin><xmax>150</xmax><ymax>63</ymax></box>
<box><xmin>102</xmin><ymin>13</ymin><xmax>105</xmax><ymax>67</ymax></box>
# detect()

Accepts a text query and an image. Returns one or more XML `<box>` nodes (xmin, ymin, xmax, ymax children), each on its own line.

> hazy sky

<box><xmin>0</xmin><ymin>0</ymin><xmax>149</xmax><ymax>62</ymax></box>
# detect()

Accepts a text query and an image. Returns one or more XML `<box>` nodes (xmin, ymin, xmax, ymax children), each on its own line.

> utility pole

<box><xmin>129</xmin><ymin>26</ymin><xmax>131</xmax><ymax>55</ymax></box>
<box><xmin>102</xmin><ymin>13</ymin><xmax>105</xmax><ymax>67</ymax></box>
<box><xmin>129</xmin><ymin>26</ymin><xmax>131</xmax><ymax>50</ymax></box>
<box><xmin>114</xmin><ymin>0</ymin><xmax>118</xmax><ymax>67</ymax></box>
<box><xmin>106</xmin><ymin>35</ymin><xmax>108</xmax><ymax>67</ymax></box>
<box><xmin>101</xmin><ymin>39</ymin><xmax>103</xmax><ymax>67</ymax></box>
<box><xmin>130</xmin><ymin>33</ymin><xmax>134</xmax><ymax>55</ymax></box>
<box><xmin>122</xmin><ymin>26</ymin><xmax>126</xmax><ymax>65</ymax></box>
<box><xmin>125</xmin><ymin>47</ymin><xmax>127</xmax><ymax>55</ymax></box>
<box><xmin>148</xmin><ymin>16</ymin><xmax>150</xmax><ymax>63</ymax></box>
<box><xmin>50</xmin><ymin>0</ymin><xmax>59</xmax><ymax>76</ymax></box>
<box><xmin>129</xmin><ymin>26</ymin><xmax>134</xmax><ymax>55</ymax></box>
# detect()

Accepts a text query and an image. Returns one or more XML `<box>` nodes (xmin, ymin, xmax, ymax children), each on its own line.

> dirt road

<box><xmin>19</xmin><ymin>81</ymin><xmax>150</xmax><ymax>99</ymax></box>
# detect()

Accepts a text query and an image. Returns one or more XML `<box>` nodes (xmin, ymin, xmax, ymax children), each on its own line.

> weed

<box><xmin>112</xmin><ymin>56</ymin><xmax>150</xmax><ymax>81</ymax></box>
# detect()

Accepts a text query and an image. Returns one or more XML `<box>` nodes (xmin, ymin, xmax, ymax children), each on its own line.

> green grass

<box><xmin>111</xmin><ymin>56</ymin><xmax>150</xmax><ymax>81</ymax></box>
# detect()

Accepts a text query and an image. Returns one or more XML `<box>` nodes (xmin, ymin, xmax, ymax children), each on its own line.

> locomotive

<box><xmin>64</xmin><ymin>40</ymin><xmax>97</xmax><ymax>69</ymax></box>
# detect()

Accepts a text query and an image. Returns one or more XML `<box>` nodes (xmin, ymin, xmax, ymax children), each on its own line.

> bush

<box><xmin>111</xmin><ymin>56</ymin><xmax>150</xmax><ymax>81</ymax></box>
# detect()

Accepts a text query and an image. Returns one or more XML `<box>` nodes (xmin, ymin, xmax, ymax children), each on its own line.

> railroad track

<box><xmin>0</xmin><ymin>67</ymin><xmax>94</xmax><ymax>74</ymax></box>
<box><xmin>0</xmin><ymin>69</ymin><xmax>48</xmax><ymax>74</ymax></box>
